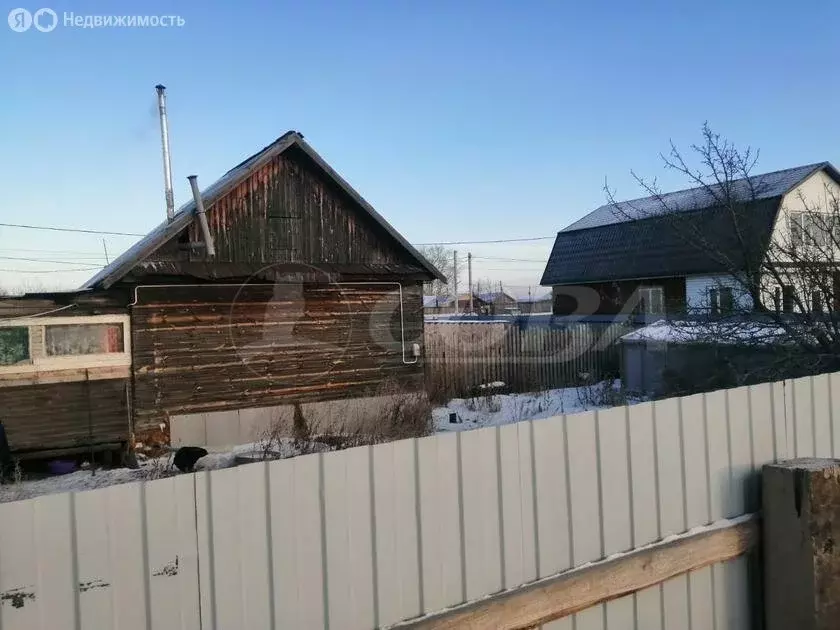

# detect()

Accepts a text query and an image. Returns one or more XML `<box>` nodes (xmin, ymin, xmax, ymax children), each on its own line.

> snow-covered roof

<box><xmin>621</xmin><ymin>319</ymin><xmax>790</xmax><ymax>345</ymax></box>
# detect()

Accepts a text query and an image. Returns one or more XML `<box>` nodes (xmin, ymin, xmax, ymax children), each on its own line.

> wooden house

<box><xmin>2</xmin><ymin>131</ymin><xmax>444</xmax><ymax>456</ymax></box>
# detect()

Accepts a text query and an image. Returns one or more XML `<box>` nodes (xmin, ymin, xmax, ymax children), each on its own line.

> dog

<box><xmin>173</xmin><ymin>446</ymin><xmax>208</xmax><ymax>472</ymax></box>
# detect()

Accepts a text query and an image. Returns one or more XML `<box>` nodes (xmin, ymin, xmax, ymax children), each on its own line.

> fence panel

<box><xmin>424</xmin><ymin>321</ymin><xmax>631</xmax><ymax>400</ymax></box>
<box><xmin>3</xmin><ymin>371</ymin><xmax>840</xmax><ymax>628</ymax></box>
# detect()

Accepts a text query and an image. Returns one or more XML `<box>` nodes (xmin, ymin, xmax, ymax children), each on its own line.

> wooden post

<box><xmin>763</xmin><ymin>459</ymin><xmax>840</xmax><ymax>630</ymax></box>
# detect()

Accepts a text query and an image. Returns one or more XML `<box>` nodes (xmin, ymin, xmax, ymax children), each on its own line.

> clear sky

<box><xmin>2</xmin><ymin>0</ymin><xmax>839</xmax><ymax>295</ymax></box>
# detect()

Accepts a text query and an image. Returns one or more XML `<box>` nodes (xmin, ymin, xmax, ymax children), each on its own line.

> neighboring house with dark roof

<box><xmin>540</xmin><ymin>162</ymin><xmax>840</xmax><ymax>317</ymax></box>
<box><xmin>70</xmin><ymin>130</ymin><xmax>444</xmax><ymax>450</ymax></box>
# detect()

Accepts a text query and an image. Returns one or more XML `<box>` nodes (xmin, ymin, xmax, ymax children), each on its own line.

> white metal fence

<box><xmin>0</xmin><ymin>372</ymin><xmax>836</xmax><ymax>629</ymax></box>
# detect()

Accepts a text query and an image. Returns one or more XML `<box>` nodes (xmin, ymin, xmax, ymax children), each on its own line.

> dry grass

<box><xmin>252</xmin><ymin>379</ymin><xmax>434</xmax><ymax>459</ymax></box>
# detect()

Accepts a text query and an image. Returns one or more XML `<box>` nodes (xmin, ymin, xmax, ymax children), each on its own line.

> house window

<box><xmin>45</xmin><ymin>323</ymin><xmax>124</xmax><ymax>356</ymax></box>
<box><xmin>782</xmin><ymin>285</ymin><xmax>796</xmax><ymax>313</ymax></box>
<box><xmin>709</xmin><ymin>286</ymin><xmax>735</xmax><ymax>315</ymax></box>
<box><xmin>0</xmin><ymin>327</ymin><xmax>29</xmax><ymax>366</ymax></box>
<box><xmin>790</xmin><ymin>212</ymin><xmax>830</xmax><ymax>248</ymax></box>
<box><xmin>638</xmin><ymin>286</ymin><xmax>665</xmax><ymax>314</ymax></box>
<box><xmin>812</xmin><ymin>291</ymin><xmax>824</xmax><ymax>313</ymax></box>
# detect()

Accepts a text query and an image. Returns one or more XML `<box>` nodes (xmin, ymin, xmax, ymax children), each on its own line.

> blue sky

<box><xmin>1</xmin><ymin>0</ymin><xmax>838</xmax><ymax>294</ymax></box>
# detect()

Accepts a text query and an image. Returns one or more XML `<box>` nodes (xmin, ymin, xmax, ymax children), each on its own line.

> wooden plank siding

<box><xmin>553</xmin><ymin>277</ymin><xmax>687</xmax><ymax>316</ymax></box>
<box><xmin>131</xmin><ymin>282</ymin><xmax>425</xmax><ymax>433</ymax></box>
<box><xmin>0</xmin><ymin>378</ymin><xmax>129</xmax><ymax>454</ymax></box>
<box><xmin>164</xmin><ymin>147</ymin><xmax>419</xmax><ymax>269</ymax></box>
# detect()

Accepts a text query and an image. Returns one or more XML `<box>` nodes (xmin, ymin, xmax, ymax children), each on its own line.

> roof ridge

<box><xmin>599</xmin><ymin>161</ymin><xmax>827</xmax><ymax>210</ymax></box>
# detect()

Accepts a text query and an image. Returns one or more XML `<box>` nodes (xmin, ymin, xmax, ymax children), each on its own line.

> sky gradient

<box><xmin>2</xmin><ymin>0</ymin><xmax>838</xmax><ymax>294</ymax></box>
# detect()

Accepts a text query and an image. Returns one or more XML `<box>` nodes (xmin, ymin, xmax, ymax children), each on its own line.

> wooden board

<box><xmin>389</xmin><ymin>516</ymin><xmax>759</xmax><ymax>630</ymax></box>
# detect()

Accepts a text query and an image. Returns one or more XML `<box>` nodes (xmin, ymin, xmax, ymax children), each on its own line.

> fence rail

<box><xmin>0</xmin><ymin>371</ymin><xmax>837</xmax><ymax>629</ymax></box>
<box><xmin>424</xmin><ymin>320</ymin><xmax>633</xmax><ymax>400</ymax></box>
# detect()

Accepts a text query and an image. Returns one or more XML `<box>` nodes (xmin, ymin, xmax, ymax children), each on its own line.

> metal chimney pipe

<box><xmin>188</xmin><ymin>175</ymin><xmax>216</xmax><ymax>257</ymax></box>
<box><xmin>155</xmin><ymin>84</ymin><xmax>175</xmax><ymax>222</ymax></box>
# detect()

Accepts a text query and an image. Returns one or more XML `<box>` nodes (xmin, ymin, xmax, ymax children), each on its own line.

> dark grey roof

<box><xmin>563</xmin><ymin>162</ymin><xmax>829</xmax><ymax>232</ymax></box>
<box><xmin>542</xmin><ymin>162</ymin><xmax>840</xmax><ymax>286</ymax></box>
<box><xmin>84</xmin><ymin>131</ymin><xmax>445</xmax><ymax>289</ymax></box>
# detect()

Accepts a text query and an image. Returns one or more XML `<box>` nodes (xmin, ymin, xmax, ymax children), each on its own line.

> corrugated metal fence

<box><xmin>0</xmin><ymin>371</ymin><xmax>837</xmax><ymax>629</ymax></box>
<box><xmin>424</xmin><ymin>320</ymin><xmax>633</xmax><ymax>400</ymax></box>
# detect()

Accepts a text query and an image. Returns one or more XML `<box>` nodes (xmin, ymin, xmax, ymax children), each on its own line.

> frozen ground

<box><xmin>433</xmin><ymin>381</ymin><xmax>636</xmax><ymax>432</ymax></box>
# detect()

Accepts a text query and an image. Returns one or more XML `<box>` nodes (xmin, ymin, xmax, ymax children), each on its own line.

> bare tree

<box><xmin>417</xmin><ymin>244</ymin><xmax>459</xmax><ymax>299</ymax></box>
<box><xmin>608</xmin><ymin>123</ymin><xmax>840</xmax><ymax>386</ymax></box>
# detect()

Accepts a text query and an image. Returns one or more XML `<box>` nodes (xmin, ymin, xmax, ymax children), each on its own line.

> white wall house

<box><xmin>541</xmin><ymin>162</ymin><xmax>840</xmax><ymax>317</ymax></box>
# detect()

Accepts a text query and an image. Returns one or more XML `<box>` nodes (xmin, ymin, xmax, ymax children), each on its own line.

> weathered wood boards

<box><xmin>390</xmin><ymin>516</ymin><xmax>759</xmax><ymax>630</ymax></box>
<box><xmin>763</xmin><ymin>459</ymin><xmax>840</xmax><ymax>630</ymax></box>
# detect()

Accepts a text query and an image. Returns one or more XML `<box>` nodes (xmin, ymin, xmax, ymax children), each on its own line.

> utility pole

<box><xmin>453</xmin><ymin>250</ymin><xmax>459</xmax><ymax>315</ymax></box>
<box><xmin>468</xmin><ymin>252</ymin><xmax>473</xmax><ymax>314</ymax></box>
<box><xmin>102</xmin><ymin>238</ymin><xmax>110</xmax><ymax>265</ymax></box>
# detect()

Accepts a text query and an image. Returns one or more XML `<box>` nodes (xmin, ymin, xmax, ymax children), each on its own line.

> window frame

<box><xmin>0</xmin><ymin>326</ymin><xmax>30</xmax><ymax>366</ymax></box>
<box><xmin>710</xmin><ymin>286</ymin><xmax>735</xmax><ymax>315</ymax></box>
<box><xmin>789</xmin><ymin>211</ymin><xmax>832</xmax><ymax>248</ymax></box>
<box><xmin>637</xmin><ymin>285</ymin><xmax>665</xmax><ymax>315</ymax></box>
<box><xmin>782</xmin><ymin>285</ymin><xmax>796</xmax><ymax>314</ymax></box>
<box><xmin>0</xmin><ymin>314</ymin><xmax>130</xmax><ymax>373</ymax></box>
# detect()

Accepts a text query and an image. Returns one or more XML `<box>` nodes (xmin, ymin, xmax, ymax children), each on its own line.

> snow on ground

<box><xmin>0</xmin><ymin>382</ymin><xmax>640</xmax><ymax>504</ymax></box>
<box><xmin>0</xmin><ymin>440</ymin><xmax>314</xmax><ymax>504</ymax></box>
<box><xmin>434</xmin><ymin>381</ymin><xmax>636</xmax><ymax>432</ymax></box>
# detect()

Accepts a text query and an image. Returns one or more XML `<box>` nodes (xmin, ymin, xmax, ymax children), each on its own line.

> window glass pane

<box><xmin>782</xmin><ymin>286</ymin><xmax>795</xmax><ymax>313</ymax></box>
<box><xmin>0</xmin><ymin>327</ymin><xmax>29</xmax><ymax>366</ymax></box>
<box><xmin>790</xmin><ymin>213</ymin><xmax>803</xmax><ymax>246</ymax></box>
<box><xmin>45</xmin><ymin>323</ymin><xmax>124</xmax><ymax>356</ymax></box>
<box><xmin>720</xmin><ymin>287</ymin><xmax>734</xmax><ymax>313</ymax></box>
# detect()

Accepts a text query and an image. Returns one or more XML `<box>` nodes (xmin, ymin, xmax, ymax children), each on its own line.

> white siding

<box><xmin>684</xmin><ymin>273</ymin><xmax>752</xmax><ymax>312</ymax></box>
<box><xmin>770</xmin><ymin>169</ymin><xmax>840</xmax><ymax>254</ymax></box>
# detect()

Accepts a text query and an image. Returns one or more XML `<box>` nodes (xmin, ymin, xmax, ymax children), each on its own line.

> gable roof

<box><xmin>564</xmin><ymin>162</ymin><xmax>831</xmax><ymax>232</ymax></box>
<box><xmin>541</xmin><ymin>162</ymin><xmax>840</xmax><ymax>286</ymax></box>
<box><xmin>84</xmin><ymin>131</ymin><xmax>445</xmax><ymax>289</ymax></box>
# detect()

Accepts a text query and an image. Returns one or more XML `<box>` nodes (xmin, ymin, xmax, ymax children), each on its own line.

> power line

<box><xmin>0</xmin><ymin>256</ymin><xmax>103</xmax><ymax>266</ymax></box>
<box><xmin>414</xmin><ymin>236</ymin><xmax>555</xmax><ymax>246</ymax></box>
<box><xmin>0</xmin><ymin>222</ymin><xmax>144</xmax><ymax>237</ymax></box>
<box><xmin>472</xmin><ymin>255</ymin><xmax>548</xmax><ymax>263</ymax></box>
<box><xmin>0</xmin><ymin>247</ymin><xmax>109</xmax><ymax>256</ymax></box>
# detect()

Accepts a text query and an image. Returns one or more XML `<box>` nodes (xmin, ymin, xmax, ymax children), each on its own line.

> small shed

<box><xmin>619</xmin><ymin>319</ymin><xmax>799</xmax><ymax>396</ymax></box>
<box><xmin>0</xmin><ymin>292</ymin><xmax>131</xmax><ymax>459</ymax></box>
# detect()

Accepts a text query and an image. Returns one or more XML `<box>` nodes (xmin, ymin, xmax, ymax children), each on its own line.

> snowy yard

<box><xmin>0</xmin><ymin>381</ymin><xmax>638</xmax><ymax>504</ymax></box>
<box><xmin>433</xmin><ymin>381</ymin><xmax>635</xmax><ymax>432</ymax></box>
